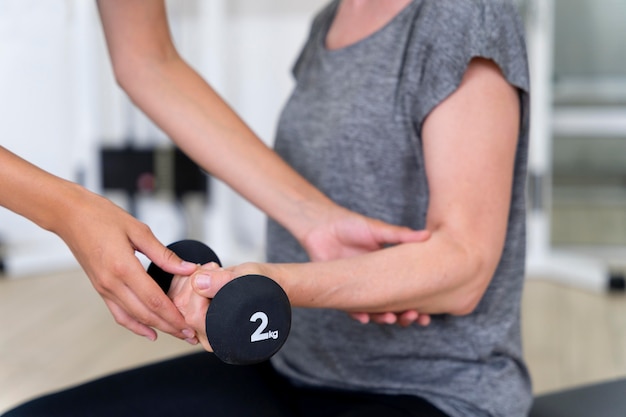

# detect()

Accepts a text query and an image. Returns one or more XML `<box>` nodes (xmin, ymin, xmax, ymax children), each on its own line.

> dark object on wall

<box><xmin>100</xmin><ymin>145</ymin><xmax>209</xmax><ymax>199</ymax></box>
<box><xmin>100</xmin><ymin>145</ymin><xmax>210</xmax><ymax>219</ymax></box>
<box><xmin>101</xmin><ymin>147</ymin><xmax>154</xmax><ymax>195</ymax></box>
<box><xmin>608</xmin><ymin>272</ymin><xmax>626</xmax><ymax>292</ymax></box>
<box><xmin>173</xmin><ymin>148</ymin><xmax>209</xmax><ymax>199</ymax></box>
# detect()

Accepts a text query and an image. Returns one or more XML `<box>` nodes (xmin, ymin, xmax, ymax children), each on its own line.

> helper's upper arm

<box><xmin>96</xmin><ymin>0</ymin><xmax>178</xmax><ymax>83</ymax></box>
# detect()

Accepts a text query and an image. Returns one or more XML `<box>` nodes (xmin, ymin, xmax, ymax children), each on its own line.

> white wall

<box><xmin>0</xmin><ymin>0</ymin><xmax>326</xmax><ymax>276</ymax></box>
<box><xmin>0</xmin><ymin>1</ymin><xmax>80</xmax><ymax>274</ymax></box>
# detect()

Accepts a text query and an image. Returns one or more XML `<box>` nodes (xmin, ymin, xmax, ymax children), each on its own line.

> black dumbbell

<box><xmin>147</xmin><ymin>239</ymin><xmax>291</xmax><ymax>365</ymax></box>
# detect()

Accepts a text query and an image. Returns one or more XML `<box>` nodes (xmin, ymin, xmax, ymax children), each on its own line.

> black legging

<box><xmin>2</xmin><ymin>352</ymin><xmax>449</xmax><ymax>417</ymax></box>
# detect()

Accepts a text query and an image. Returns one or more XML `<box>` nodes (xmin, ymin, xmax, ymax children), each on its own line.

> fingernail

<box><xmin>145</xmin><ymin>334</ymin><xmax>157</xmax><ymax>342</ymax></box>
<box><xmin>182</xmin><ymin>329</ymin><xmax>195</xmax><ymax>339</ymax></box>
<box><xmin>181</xmin><ymin>261</ymin><xmax>196</xmax><ymax>268</ymax></box>
<box><xmin>185</xmin><ymin>337</ymin><xmax>198</xmax><ymax>345</ymax></box>
<box><xmin>195</xmin><ymin>274</ymin><xmax>211</xmax><ymax>290</ymax></box>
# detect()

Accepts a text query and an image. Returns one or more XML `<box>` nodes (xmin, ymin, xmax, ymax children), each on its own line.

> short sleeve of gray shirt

<box><xmin>267</xmin><ymin>1</ymin><xmax>532</xmax><ymax>416</ymax></box>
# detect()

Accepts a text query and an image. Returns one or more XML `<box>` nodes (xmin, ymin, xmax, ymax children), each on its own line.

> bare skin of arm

<box><xmin>0</xmin><ymin>146</ymin><xmax>198</xmax><ymax>342</ymax></box>
<box><xmin>170</xmin><ymin>57</ymin><xmax>520</xmax><ymax>350</ymax></box>
<box><xmin>95</xmin><ymin>0</ymin><xmax>430</xmax><ymax>327</ymax></box>
<box><xmin>96</xmin><ymin>0</ymin><xmax>424</xmax><ymax>259</ymax></box>
<box><xmin>0</xmin><ymin>0</ymin><xmax>429</xmax><ymax>345</ymax></box>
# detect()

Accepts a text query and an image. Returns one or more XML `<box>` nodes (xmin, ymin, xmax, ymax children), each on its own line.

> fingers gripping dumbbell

<box><xmin>147</xmin><ymin>240</ymin><xmax>291</xmax><ymax>365</ymax></box>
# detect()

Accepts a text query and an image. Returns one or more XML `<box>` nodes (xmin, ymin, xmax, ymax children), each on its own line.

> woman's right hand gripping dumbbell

<box><xmin>161</xmin><ymin>246</ymin><xmax>290</xmax><ymax>365</ymax></box>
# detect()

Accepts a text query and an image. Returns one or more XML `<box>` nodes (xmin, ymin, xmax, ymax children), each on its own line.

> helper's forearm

<box><xmin>0</xmin><ymin>146</ymin><xmax>85</xmax><ymax>233</ymax></box>
<box><xmin>117</xmin><ymin>56</ymin><xmax>335</xmax><ymax>245</ymax></box>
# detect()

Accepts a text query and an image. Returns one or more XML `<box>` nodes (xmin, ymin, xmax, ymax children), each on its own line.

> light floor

<box><xmin>1</xmin><ymin>269</ymin><xmax>626</xmax><ymax>413</ymax></box>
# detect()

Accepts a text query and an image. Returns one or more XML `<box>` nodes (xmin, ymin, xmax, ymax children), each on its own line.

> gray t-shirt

<box><xmin>267</xmin><ymin>1</ymin><xmax>531</xmax><ymax>416</ymax></box>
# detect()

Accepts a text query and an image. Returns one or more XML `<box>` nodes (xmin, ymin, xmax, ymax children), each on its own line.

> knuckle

<box><xmin>134</xmin><ymin>222</ymin><xmax>154</xmax><ymax>238</ymax></box>
<box><xmin>93</xmin><ymin>276</ymin><xmax>120</xmax><ymax>296</ymax></box>
<box><xmin>107</xmin><ymin>259</ymin><xmax>133</xmax><ymax>282</ymax></box>
<box><xmin>134</xmin><ymin>311</ymin><xmax>153</xmax><ymax>326</ymax></box>
<box><xmin>91</xmin><ymin>278</ymin><xmax>110</xmax><ymax>294</ymax></box>
<box><xmin>112</xmin><ymin>313</ymin><xmax>130</xmax><ymax>327</ymax></box>
<box><xmin>145</xmin><ymin>293</ymin><xmax>165</xmax><ymax>311</ymax></box>
<box><xmin>162</xmin><ymin>247</ymin><xmax>179</xmax><ymax>264</ymax></box>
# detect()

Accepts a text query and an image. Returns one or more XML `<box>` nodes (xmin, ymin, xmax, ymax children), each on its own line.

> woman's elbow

<box><xmin>448</xmin><ymin>289</ymin><xmax>483</xmax><ymax>316</ymax></box>
<box><xmin>447</xmin><ymin>254</ymin><xmax>495</xmax><ymax>316</ymax></box>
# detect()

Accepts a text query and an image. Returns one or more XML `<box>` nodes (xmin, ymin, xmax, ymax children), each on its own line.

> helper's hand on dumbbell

<box><xmin>147</xmin><ymin>240</ymin><xmax>291</xmax><ymax>365</ymax></box>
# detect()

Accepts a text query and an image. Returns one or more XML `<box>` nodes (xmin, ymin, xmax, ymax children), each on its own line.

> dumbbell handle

<box><xmin>147</xmin><ymin>240</ymin><xmax>291</xmax><ymax>365</ymax></box>
<box><xmin>147</xmin><ymin>240</ymin><xmax>222</xmax><ymax>293</ymax></box>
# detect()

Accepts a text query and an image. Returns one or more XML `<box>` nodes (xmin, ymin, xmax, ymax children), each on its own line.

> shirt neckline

<box><xmin>320</xmin><ymin>0</ymin><xmax>418</xmax><ymax>55</ymax></box>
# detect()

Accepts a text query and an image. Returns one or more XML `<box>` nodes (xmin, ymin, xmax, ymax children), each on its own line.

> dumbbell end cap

<box><xmin>147</xmin><ymin>240</ymin><xmax>221</xmax><ymax>293</ymax></box>
<box><xmin>206</xmin><ymin>274</ymin><xmax>291</xmax><ymax>365</ymax></box>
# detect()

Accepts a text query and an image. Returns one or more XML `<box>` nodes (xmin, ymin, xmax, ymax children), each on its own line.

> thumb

<box><xmin>191</xmin><ymin>268</ymin><xmax>235</xmax><ymax>298</ymax></box>
<box><xmin>371</xmin><ymin>224</ymin><xmax>431</xmax><ymax>246</ymax></box>
<box><xmin>397</xmin><ymin>228</ymin><xmax>431</xmax><ymax>244</ymax></box>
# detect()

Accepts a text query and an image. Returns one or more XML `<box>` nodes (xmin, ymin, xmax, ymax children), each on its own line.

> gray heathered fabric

<box><xmin>266</xmin><ymin>1</ymin><xmax>531</xmax><ymax>416</ymax></box>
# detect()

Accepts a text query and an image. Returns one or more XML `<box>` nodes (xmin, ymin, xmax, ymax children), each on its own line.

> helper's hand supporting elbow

<box><xmin>299</xmin><ymin>206</ymin><xmax>432</xmax><ymax>326</ymax></box>
<box><xmin>300</xmin><ymin>205</ymin><xmax>429</xmax><ymax>262</ymax></box>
